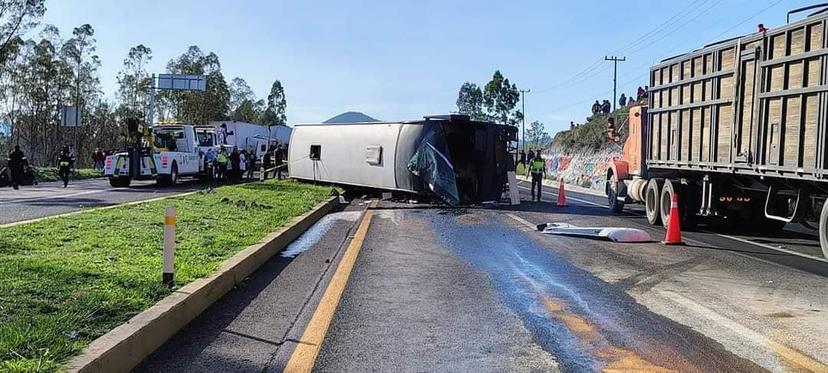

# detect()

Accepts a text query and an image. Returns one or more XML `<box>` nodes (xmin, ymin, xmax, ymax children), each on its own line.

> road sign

<box><xmin>157</xmin><ymin>74</ymin><xmax>207</xmax><ymax>92</ymax></box>
<box><xmin>61</xmin><ymin>106</ymin><xmax>81</xmax><ymax>127</ymax></box>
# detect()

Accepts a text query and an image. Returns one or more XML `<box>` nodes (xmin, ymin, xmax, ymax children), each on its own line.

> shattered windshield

<box><xmin>407</xmin><ymin>130</ymin><xmax>460</xmax><ymax>206</ymax></box>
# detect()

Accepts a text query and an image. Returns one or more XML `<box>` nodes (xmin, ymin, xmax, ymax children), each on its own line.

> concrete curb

<box><xmin>66</xmin><ymin>196</ymin><xmax>340</xmax><ymax>373</ymax></box>
<box><xmin>516</xmin><ymin>175</ymin><xmax>603</xmax><ymax>197</ymax></box>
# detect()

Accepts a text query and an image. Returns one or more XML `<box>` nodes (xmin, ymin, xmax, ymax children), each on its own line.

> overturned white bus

<box><xmin>287</xmin><ymin>114</ymin><xmax>518</xmax><ymax>205</ymax></box>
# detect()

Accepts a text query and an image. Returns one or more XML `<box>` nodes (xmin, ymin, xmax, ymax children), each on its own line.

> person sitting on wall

<box><xmin>601</xmin><ymin>100</ymin><xmax>611</xmax><ymax>114</ymax></box>
<box><xmin>591</xmin><ymin>100</ymin><xmax>601</xmax><ymax>115</ymax></box>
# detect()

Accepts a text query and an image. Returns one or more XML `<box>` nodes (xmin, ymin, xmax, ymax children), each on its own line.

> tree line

<box><xmin>455</xmin><ymin>70</ymin><xmax>550</xmax><ymax>150</ymax></box>
<box><xmin>0</xmin><ymin>0</ymin><xmax>288</xmax><ymax>167</ymax></box>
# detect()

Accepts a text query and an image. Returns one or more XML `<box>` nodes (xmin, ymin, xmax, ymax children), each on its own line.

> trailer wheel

<box><xmin>819</xmin><ymin>200</ymin><xmax>828</xmax><ymax>260</ymax></box>
<box><xmin>659</xmin><ymin>179</ymin><xmax>677</xmax><ymax>228</ymax></box>
<box><xmin>645</xmin><ymin>179</ymin><xmax>662</xmax><ymax>226</ymax></box>
<box><xmin>606</xmin><ymin>171</ymin><xmax>625</xmax><ymax>213</ymax></box>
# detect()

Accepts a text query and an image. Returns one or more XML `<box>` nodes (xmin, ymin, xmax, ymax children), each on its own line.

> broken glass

<box><xmin>407</xmin><ymin>131</ymin><xmax>460</xmax><ymax>206</ymax></box>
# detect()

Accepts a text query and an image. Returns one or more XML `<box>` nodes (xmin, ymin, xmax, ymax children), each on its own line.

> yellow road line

<box><xmin>284</xmin><ymin>200</ymin><xmax>377</xmax><ymax>373</ymax></box>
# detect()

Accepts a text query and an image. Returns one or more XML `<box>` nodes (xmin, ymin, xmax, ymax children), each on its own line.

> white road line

<box><xmin>516</xmin><ymin>184</ymin><xmax>606</xmax><ymax>208</ymax></box>
<box><xmin>0</xmin><ymin>190</ymin><xmax>199</xmax><ymax>228</ymax></box>
<box><xmin>505</xmin><ymin>213</ymin><xmax>537</xmax><ymax>230</ymax></box>
<box><xmin>658</xmin><ymin>289</ymin><xmax>828</xmax><ymax>371</ymax></box>
<box><xmin>0</xmin><ymin>189</ymin><xmax>102</xmax><ymax>205</ymax></box>
<box><xmin>703</xmin><ymin>230</ymin><xmax>828</xmax><ymax>264</ymax></box>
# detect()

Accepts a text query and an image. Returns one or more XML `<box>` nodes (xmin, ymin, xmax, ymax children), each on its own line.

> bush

<box><xmin>553</xmin><ymin>107</ymin><xmax>630</xmax><ymax>152</ymax></box>
<box><xmin>36</xmin><ymin>167</ymin><xmax>101</xmax><ymax>182</ymax></box>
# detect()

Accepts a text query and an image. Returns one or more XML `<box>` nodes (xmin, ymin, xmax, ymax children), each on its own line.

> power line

<box><xmin>537</xmin><ymin>0</ymin><xmax>716</xmax><ymax>93</ymax></box>
<box><xmin>624</xmin><ymin>0</ymin><xmax>726</xmax><ymax>56</ymax></box>
<box><xmin>610</xmin><ymin>0</ymin><xmax>712</xmax><ymax>55</ymax></box>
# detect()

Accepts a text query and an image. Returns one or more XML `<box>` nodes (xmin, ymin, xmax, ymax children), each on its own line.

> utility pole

<box><xmin>605</xmin><ymin>56</ymin><xmax>626</xmax><ymax>112</ymax></box>
<box><xmin>520</xmin><ymin>89</ymin><xmax>530</xmax><ymax>153</ymax></box>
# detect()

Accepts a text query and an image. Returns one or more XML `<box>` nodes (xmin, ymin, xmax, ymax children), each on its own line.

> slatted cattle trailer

<box><xmin>608</xmin><ymin>5</ymin><xmax>828</xmax><ymax>259</ymax></box>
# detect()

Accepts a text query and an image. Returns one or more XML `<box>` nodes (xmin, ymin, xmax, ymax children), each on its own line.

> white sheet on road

<box><xmin>538</xmin><ymin>222</ymin><xmax>652</xmax><ymax>243</ymax></box>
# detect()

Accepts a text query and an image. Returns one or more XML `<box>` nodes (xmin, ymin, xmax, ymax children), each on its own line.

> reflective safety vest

<box><xmin>530</xmin><ymin>159</ymin><xmax>545</xmax><ymax>174</ymax></box>
<box><xmin>59</xmin><ymin>161</ymin><xmax>70</xmax><ymax>167</ymax></box>
<box><xmin>216</xmin><ymin>153</ymin><xmax>228</xmax><ymax>165</ymax></box>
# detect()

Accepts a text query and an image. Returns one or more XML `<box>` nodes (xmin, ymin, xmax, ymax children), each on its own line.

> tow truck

<box><xmin>104</xmin><ymin>119</ymin><xmax>216</xmax><ymax>187</ymax></box>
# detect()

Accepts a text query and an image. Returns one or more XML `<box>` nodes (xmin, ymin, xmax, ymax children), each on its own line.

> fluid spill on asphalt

<box><xmin>431</xmin><ymin>212</ymin><xmax>765</xmax><ymax>373</ymax></box>
<box><xmin>280</xmin><ymin>211</ymin><xmax>362</xmax><ymax>258</ymax></box>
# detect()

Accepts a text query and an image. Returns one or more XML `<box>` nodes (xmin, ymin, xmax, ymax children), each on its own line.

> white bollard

<box><xmin>163</xmin><ymin>206</ymin><xmax>176</xmax><ymax>287</ymax></box>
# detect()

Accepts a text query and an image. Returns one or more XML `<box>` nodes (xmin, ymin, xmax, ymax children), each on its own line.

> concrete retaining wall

<box><xmin>66</xmin><ymin>196</ymin><xmax>339</xmax><ymax>373</ymax></box>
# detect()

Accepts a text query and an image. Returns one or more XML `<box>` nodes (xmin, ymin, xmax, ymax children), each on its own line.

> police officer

<box><xmin>57</xmin><ymin>145</ymin><xmax>76</xmax><ymax>188</ymax></box>
<box><xmin>527</xmin><ymin>154</ymin><xmax>546</xmax><ymax>202</ymax></box>
<box><xmin>215</xmin><ymin>146</ymin><xmax>229</xmax><ymax>182</ymax></box>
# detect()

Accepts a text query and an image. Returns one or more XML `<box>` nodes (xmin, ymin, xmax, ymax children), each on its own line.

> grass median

<box><xmin>0</xmin><ymin>179</ymin><xmax>332</xmax><ymax>371</ymax></box>
<box><xmin>36</xmin><ymin>168</ymin><xmax>101</xmax><ymax>182</ymax></box>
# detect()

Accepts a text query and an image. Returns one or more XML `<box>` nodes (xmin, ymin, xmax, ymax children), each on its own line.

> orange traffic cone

<box><xmin>557</xmin><ymin>180</ymin><xmax>567</xmax><ymax>207</ymax></box>
<box><xmin>662</xmin><ymin>193</ymin><xmax>684</xmax><ymax>245</ymax></box>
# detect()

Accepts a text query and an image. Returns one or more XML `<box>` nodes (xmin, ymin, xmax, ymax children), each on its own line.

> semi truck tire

<box><xmin>606</xmin><ymin>171</ymin><xmax>625</xmax><ymax>213</ymax></box>
<box><xmin>659</xmin><ymin>179</ymin><xmax>677</xmax><ymax>228</ymax></box>
<box><xmin>819</xmin><ymin>200</ymin><xmax>828</xmax><ymax>260</ymax></box>
<box><xmin>645</xmin><ymin>179</ymin><xmax>662</xmax><ymax>226</ymax></box>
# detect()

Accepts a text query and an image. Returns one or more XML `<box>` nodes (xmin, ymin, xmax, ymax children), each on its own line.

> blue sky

<box><xmin>41</xmin><ymin>0</ymin><xmax>810</xmax><ymax>134</ymax></box>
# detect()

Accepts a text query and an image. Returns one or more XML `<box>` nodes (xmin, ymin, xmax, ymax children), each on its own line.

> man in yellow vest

<box><xmin>527</xmin><ymin>154</ymin><xmax>546</xmax><ymax>201</ymax></box>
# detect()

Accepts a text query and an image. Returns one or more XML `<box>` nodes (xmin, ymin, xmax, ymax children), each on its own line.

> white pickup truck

<box><xmin>105</xmin><ymin>124</ymin><xmax>215</xmax><ymax>187</ymax></box>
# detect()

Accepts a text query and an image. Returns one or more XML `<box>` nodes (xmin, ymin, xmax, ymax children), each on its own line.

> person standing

<box><xmin>519</xmin><ymin>150</ymin><xmax>526</xmax><ymax>168</ymax></box>
<box><xmin>247</xmin><ymin>148</ymin><xmax>257</xmax><ymax>179</ymax></box>
<box><xmin>8</xmin><ymin>145</ymin><xmax>25</xmax><ymax>190</ymax></box>
<box><xmin>229</xmin><ymin>146</ymin><xmax>241</xmax><ymax>183</ymax></box>
<box><xmin>239</xmin><ymin>149</ymin><xmax>247</xmax><ymax>180</ymax></box>
<box><xmin>215</xmin><ymin>146</ymin><xmax>229</xmax><ymax>182</ymax></box>
<box><xmin>274</xmin><ymin>145</ymin><xmax>285</xmax><ymax>180</ymax></box>
<box><xmin>527</xmin><ymin>154</ymin><xmax>546</xmax><ymax>202</ymax></box>
<box><xmin>58</xmin><ymin>145</ymin><xmax>75</xmax><ymax>188</ymax></box>
<box><xmin>262</xmin><ymin>147</ymin><xmax>273</xmax><ymax>180</ymax></box>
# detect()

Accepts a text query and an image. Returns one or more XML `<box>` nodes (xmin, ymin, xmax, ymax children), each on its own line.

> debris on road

<box><xmin>536</xmin><ymin>222</ymin><xmax>651</xmax><ymax>243</ymax></box>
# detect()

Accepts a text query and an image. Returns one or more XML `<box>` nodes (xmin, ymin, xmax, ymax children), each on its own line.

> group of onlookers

<box><xmin>209</xmin><ymin>144</ymin><xmax>287</xmax><ymax>183</ymax></box>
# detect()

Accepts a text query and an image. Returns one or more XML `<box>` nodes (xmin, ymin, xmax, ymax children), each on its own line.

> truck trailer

<box><xmin>209</xmin><ymin>120</ymin><xmax>292</xmax><ymax>158</ymax></box>
<box><xmin>288</xmin><ymin>115</ymin><xmax>517</xmax><ymax>205</ymax></box>
<box><xmin>608</xmin><ymin>5</ymin><xmax>828</xmax><ymax>259</ymax></box>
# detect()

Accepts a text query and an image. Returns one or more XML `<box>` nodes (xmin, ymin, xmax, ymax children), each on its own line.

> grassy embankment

<box><xmin>36</xmin><ymin>168</ymin><xmax>101</xmax><ymax>182</ymax></box>
<box><xmin>552</xmin><ymin>106</ymin><xmax>630</xmax><ymax>152</ymax></box>
<box><xmin>0</xmin><ymin>179</ymin><xmax>332</xmax><ymax>371</ymax></box>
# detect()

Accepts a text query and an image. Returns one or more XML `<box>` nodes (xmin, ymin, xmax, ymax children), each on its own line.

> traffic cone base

<box><xmin>662</xmin><ymin>193</ymin><xmax>684</xmax><ymax>245</ymax></box>
<box><xmin>557</xmin><ymin>180</ymin><xmax>567</xmax><ymax>207</ymax></box>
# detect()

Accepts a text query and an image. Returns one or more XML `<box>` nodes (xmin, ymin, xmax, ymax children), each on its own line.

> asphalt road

<box><xmin>0</xmin><ymin>177</ymin><xmax>212</xmax><ymax>225</ymax></box>
<box><xmin>136</xmin><ymin>185</ymin><xmax>828</xmax><ymax>372</ymax></box>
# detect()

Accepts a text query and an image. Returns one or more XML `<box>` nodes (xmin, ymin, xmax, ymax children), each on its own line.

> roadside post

<box><xmin>163</xmin><ymin>206</ymin><xmax>176</xmax><ymax>287</ymax></box>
